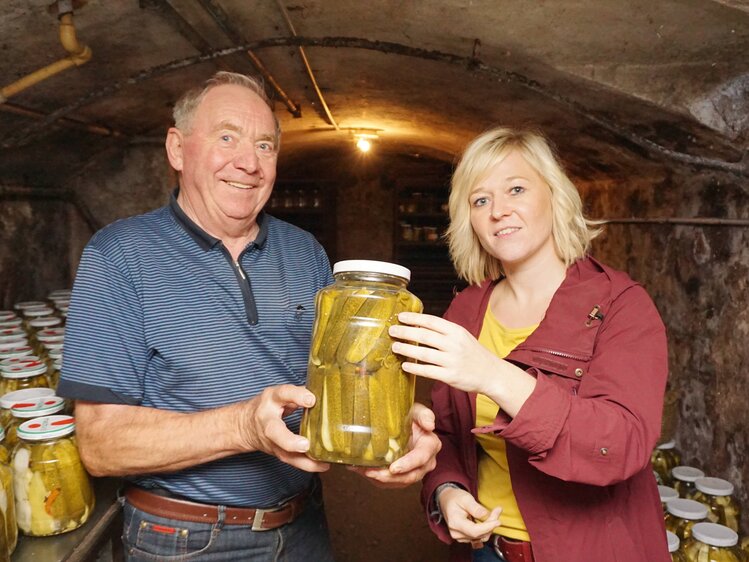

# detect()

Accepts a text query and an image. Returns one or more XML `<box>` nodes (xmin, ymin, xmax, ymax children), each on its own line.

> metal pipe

<box><xmin>274</xmin><ymin>1</ymin><xmax>339</xmax><ymax>130</ymax></box>
<box><xmin>0</xmin><ymin>101</ymin><xmax>121</xmax><ymax>137</ymax></box>
<box><xmin>0</xmin><ymin>11</ymin><xmax>92</xmax><ymax>103</ymax></box>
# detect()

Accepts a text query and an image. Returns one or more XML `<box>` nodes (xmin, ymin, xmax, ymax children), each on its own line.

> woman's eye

<box><xmin>472</xmin><ymin>197</ymin><xmax>488</xmax><ymax>207</ymax></box>
<box><xmin>510</xmin><ymin>185</ymin><xmax>525</xmax><ymax>194</ymax></box>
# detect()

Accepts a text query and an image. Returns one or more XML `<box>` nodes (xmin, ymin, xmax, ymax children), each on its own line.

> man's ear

<box><xmin>165</xmin><ymin>127</ymin><xmax>185</xmax><ymax>172</ymax></box>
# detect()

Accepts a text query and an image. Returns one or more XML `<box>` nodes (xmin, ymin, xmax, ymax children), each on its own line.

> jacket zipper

<box><xmin>518</xmin><ymin>347</ymin><xmax>591</xmax><ymax>362</ymax></box>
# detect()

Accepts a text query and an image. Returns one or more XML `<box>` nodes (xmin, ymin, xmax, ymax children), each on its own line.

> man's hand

<box><xmin>439</xmin><ymin>487</ymin><xmax>502</xmax><ymax>546</ymax></box>
<box><xmin>240</xmin><ymin>384</ymin><xmax>330</xmax><ymax>473</ymax></box>
<box><xmin>348</xmin><ymin>402</ymin><xmax>441</xmax><ymax>488</ymax></box>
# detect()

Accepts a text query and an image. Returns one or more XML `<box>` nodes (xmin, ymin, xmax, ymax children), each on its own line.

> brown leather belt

<box><xmin>124</xmin><ymin>486</ymin><xmax>309</xmax><ymax>531</ymax></box>
<box><xmin>491</xmin><ymin>534</ymin><xmax>535</xmax><ymax>562</ymax></box>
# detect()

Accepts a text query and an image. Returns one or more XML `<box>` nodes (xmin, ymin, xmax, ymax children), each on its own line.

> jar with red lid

<box><xmin>0</xmin><ymin>360</ymin><xmax>51</xmax><ymax>396</ymax></box>
<box><xmin>5</xmin><ymin>396</ymin><xmax>66</xmax><ymax>450</ymax></box>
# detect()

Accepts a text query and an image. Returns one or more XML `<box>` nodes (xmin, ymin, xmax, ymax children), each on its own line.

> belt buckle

<box><xmin>251</xmin><ymin>507</ymin><xmax>270</xmax><ymax>531</ymax></box>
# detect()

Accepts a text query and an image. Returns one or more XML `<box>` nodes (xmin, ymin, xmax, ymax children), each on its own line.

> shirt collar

<box><xmin>168</xmin><ymin>187</ymin><xmax>269</xmax><ymax>251</ymax></box>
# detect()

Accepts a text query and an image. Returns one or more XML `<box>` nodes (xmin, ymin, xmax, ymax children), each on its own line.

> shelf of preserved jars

<box><xmin>267</xmin><ymin>181</ymin><xmax>337</xmax><ymax>262</ymax></box>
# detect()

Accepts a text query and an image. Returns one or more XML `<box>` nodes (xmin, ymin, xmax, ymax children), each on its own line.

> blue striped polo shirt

<box><xmin>58</xmin><ymin>191</ymin><xmax>333</xmax><ymax>508</ymax></box>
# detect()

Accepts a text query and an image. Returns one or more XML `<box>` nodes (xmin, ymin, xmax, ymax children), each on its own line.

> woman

<box><xmin>389</xmin><ymin>127</ymin><xmax>670</xmax><ymax>562</ymax></box>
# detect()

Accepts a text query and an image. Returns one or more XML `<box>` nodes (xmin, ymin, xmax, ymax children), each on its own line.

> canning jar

<box><xmin>667</xmin><ymin>530</ymin><xmax>688</xmax><ymax>562</ymax></box>
<box><xmin>0</xmin><ymin>359</ymin><xmax>50</xmax><ymax>396</ymax></box>
<box><xmin>27</xmin><ymin>317</ymin><xmax>62</xmax><ymax>357</ymax></box>
<box><xmin>301</xmin><ymin>260</ymin><xmax>423</xmax><ymax>467</ymax></box>
<box><xmin>666</xmin><ymin>498</ymin><xmax>709</xmax><ymax>542</ymax></box>
<box><xmin>688</xmin><ymin>477</ymin><xmax>741</xmax><ymax>532</ymax></box>
<box><xmin>0</xmin><ymin>387</ymin><xmax>56</xmax><ymax>433</ymax></box>
<box><xmin>12</xmin><ymin>415</ymin><xmax>95</xmax><ymax>536</ymax></box>
<box><xmin>682</xmin><ymin>522</ymin><xmax>743</xmax><ymax>562</ymax></box>
<box><xmin>0</xmin><ymin>426</ymin><xmax>17</xmax><ymax>558</ymax></box>
<box><xmin>5</xmin><ymin>396</ymin><xmax>66</xmax><ymax>450</ymax></box>
<box><xmin>652</xmin><ymin>440</ymin><xmax>682</xmax><ymax>486</ymax></box>
<box><xmin>672</xmin><ymin>466</ymin><xmax>705</xmax><ymax>498</ymax></box>
<box><xmin>660</xmin><ymin>485</ymin><xmax>680</xmax><ymax>516</ymax></box>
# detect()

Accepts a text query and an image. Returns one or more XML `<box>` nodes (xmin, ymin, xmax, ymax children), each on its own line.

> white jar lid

<box><xmin>671</xmin><ymin>465</ymin><xmax>705</xmax><ymax>483</ymax></box>
<box><xmin>11</xmin><ymin>396</ymin><xmax>65</xmax><ymax>418</ymax></box>
<box><xmin>22</xmin><ymin>306</ymin><xmax>55</xmax><ymax>318</ymax></box>
<box><xmin>657</xmin><ymin>439</ymin><xmax>676</xmax><ymax>450</ymax></box>
<box><xmin>691</xmin><ymin>522</ymin><xmax>738</xmax><ymax>547</ymax></box>
<box><xmin>0</xmin><ymin>425</ymin><xmax>4</xmax><ymax>442</ymax></box>
<box><xmin>48</xmin><ymin>289</ymin><xmax>72</xmax><ymax>300</ymax></box>
<box><xmin>37</xmin><ymin>327</ymin><xmax>65</xmax><ymax>342</ymax></box>
<box><xmin>658</xmin><ymin>485</ymin><xmax>679</xmax><ymax>503</ymax></box>
<box><xmin>666</xmin><ymin>531</ymin><xmax>679</xmax><ymax>553</ymax></box>
<box><xmin>0</xmin><ymin>327</ymin><xmax>25</xmax><ymax>338</ymax></box>
<box><xmin>0</xmin><ymin>356</ymin><xmax>40</xmax><ymax>369</ymax></box>
<box><xmin>0</xmin><ymin>387</ymin><xmax>56</xmax><ymax>409</ymax></box>
<box><xmin>48</xmin><ymin>348</ymin><xmax>63</xmax><ymax>360</ymax></box>
<box><xmin>666</xmin><ymin>498</ymin><xmax>709</xmax><ymax>520</ymax></box>
<box><xmin>0</xmin><ymin>346</ymin><xmax>34</xmax><ymax>360</ymax></box>
<box><xmin>0</xmin><ymin>318</ymin><xmax>23</xmax><ymax>329</ymax></box>
<box><xmin>333</xmin><ymin>259</ymin><xmax>411</xmax><ymax>281</ymax></box>
<box><xmin>18</xmin><ymin>415</ymin><xmax>75</xmax><ymax>440</ymax></box>
<box><xmin>0</xmin><ymin>360</ymin><xmax>47</xmax><ymax>378</ymax></box>
<box><xmin>14</xmin><ymin>301</ymin><xmax>46</xmax><ymax>310</ymax></box>
<box><xmin>0</xmin><ymin>311</ymin><xmax>16</xmax><ymax>322</ymax></box>
<box><xmin>0</xmin><ymin>334</ymin><xmax>27</xmax><ymax>346</ymax></box>
<box><xmin>695</xmin><ymin>476</ymin><xmax>734</xmax><ymax>497</ymax></box>
<box><xmin>28</xmin><ymin>316</ymin><xmax>62</xmax><ymax>329</ymax></box>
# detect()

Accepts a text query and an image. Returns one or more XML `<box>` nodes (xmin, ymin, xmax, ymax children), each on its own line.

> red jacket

<box><xmin>421</xmin><ymin>257</ymin><xmax>670</xmax><ymax>562</ymax></box>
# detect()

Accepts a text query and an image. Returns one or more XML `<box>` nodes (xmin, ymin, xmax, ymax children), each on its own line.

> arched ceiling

<box><xmin>1</xmin><ymin>0</ymin><xmax>747</xmax><ymax>185</ymax></box>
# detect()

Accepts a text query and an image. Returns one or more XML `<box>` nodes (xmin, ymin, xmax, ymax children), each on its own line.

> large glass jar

<box><xmin>0</xmin><ymin>387</ymin><xmax>56</xmax><ymax>433</ymax></box>
<box><xmin>12</xmin><ymin>415</ymin><xmax>95</xmax><ymax>536</ymax></box>
<box><xmin>666</xmin><ymin>498</ymin><xmax>709</xmax><ymax>542</ymax></box>
<box><xmin>672</xmin><ymin>466</ymin><xmax>705</xmax><ymax>498</ymax></box>
<box><xmin>667</xmin><ymin>530</ymin><xmax>688</xmax><ymax>562</ymax></box>
<box><xmin>652</xmin><ymin>440</ymin><xmax>682</xmax><ymax>487</ymax></box>
<box><xmin>6</xmin><ymin>396</ymin><xmax>66</xmax><ymax>450</ymax></box>
<box><xmin>688</xmin><ymin>477</ymin><xmax>741</xmax><ymax>532</ymax></box>
<box><xmin>0</xmin><ymin>427</ymin><xmax>17</xmax><ymax>558</ymax></box>
<box><xmin>301</xmin><ymin>260</ymin><xmax>423</xmax><ymax>467</ymax></box>
<box><xmin>0</xmin><ymin>359</ymin><xmax>51</xmax><ymax>397</ymax></box>
<box><xmin>682</xmin><ymin>522</ymin><xmax>744</xmax><ymax>562</ymax></box>
<box><xmin>27</xmin><ymin>317</ymin><xmax>62</xmax><ymax>358</ymax></box>
<box><xmin>660</xmin><ymin>485</ymin><xmax>679</xmax><ymax>516</ymax></box>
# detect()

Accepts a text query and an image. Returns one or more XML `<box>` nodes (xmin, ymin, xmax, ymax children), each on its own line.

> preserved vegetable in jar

<box><xmin>5</xmin><ymin>396</ymin><xmax>66</xmax><ymax>450</ymax></box>
<box><xmin>689</xmin><ymin>477</ymin><xmax>741</xmax><ymax>532</ymax></box>
<box><xmin>672</xmin><ymin>466</ymin><xmax>705</xmax><ymax>498</ymax></box>
<box><xmin>301</xmin><ymin>260</ymin><xmax>423</xmax><ymax>466</ymax></box>
<box><xmin>652</xmin><ymin>440</ymin><xmax>682</xmax><ymax>486</ymax></box>
<box><xmin>667</xmin><ymin>530</ymin><xmax>688</xmax><ymax>562</ymax></box>
<box><xmin>660</xmin><ymin>485</ymin><xmax>679</xmax><ymax>516</ymax></box>
<box><xmin>0</xmin><ymin>359</ymin><xmax>50</xmax><ymax>396</ymax></box>
<box><xmin>12</xmin><ymin>415</ymin><xmax>95</xmax><ymax>536</ymax></box>
<box><xmin>0</xmin><ymin>387</ymin><xmax>56</xmax><ymax>433</ymax></box>
<box><xmin>27</xmin><ymin>317</ymin><xmax>62</xmax><ymax>357</ymax></box>
<box><xmin>0</xmin><ymin>426</ymin><xmax>17</xmax><ymax>558</ymax></box>
<box><xmin>682</xmin><ymin>522</ymin><xmax>743</xmax><ymax>562</ymax></box>
<box><xmin>666</xmin><ymin>498</ymin><xmax>709</xmax><ymax>542</ymax></box>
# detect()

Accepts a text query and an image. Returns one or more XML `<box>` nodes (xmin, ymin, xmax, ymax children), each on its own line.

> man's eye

<box><xmin>257</xmin><ymin>142</ymin><xmax>274</xmax><ymax>152</ymax></box>
<box><xmin>221</xmin><ymin>135</ymin><xmax>232</xmax><ymax>142</ymax></box>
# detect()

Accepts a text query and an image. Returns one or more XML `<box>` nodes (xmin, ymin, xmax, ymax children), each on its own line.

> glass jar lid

<box><xmin>333</xmin><ymin>259</ymin><xmax>411</xmax><ymax>281</ymax></box>
<box><xmin>14</xmin><ymin>301</ymin><xmax>46</xmax><ymax>311</ymax></box>
<box><xmin>1</xmin><ymin>360</ymin><xmax>47</xmax><ymax>378</ymax></box>
<box><xmin>657</xmin><ymin>439</ymin><xmax>676</xmax><ymax>450</ymax></box>
<box><xmin>658</xmin><ymin>485</ymin><xmax>679</xmax><ymax>503</ymax></box>
<box><xmin>0</xmin><ymin>387</ymin><xmax>56</xmax><ymax>410</ymax></box>
<box><xmin>691</xmin><ymin>522</ymin><xmax>738</xmax><ymax>547</ymax></box>
<box><xmin>666</xmin><ymin>498</ymin><xmax>709</xmax><ymax>520</ymax></box>
<box><xmin>666</xmin><ymin>531</ymin><xmax>680</xmax><ymax>553</ymax></box>
<box><xmin>11</xmin><ymin>396</ymin><xmax>64</xmax><ymax>418</ymax></box>
<box><xmin>671</xmin><ymin>465</ymin><xmax>705</xmax><ymax>482</ymax></box>
<box><xmin>695</xmin><ymin>476</ymin><xmax>734</xmax><ymax>497</ymax></box>
<box><xmin>28</xmin><ymin>316</ymin><xmax>62</xmax><ymax>329</ymax></box>
<box><xmin>18</xmin><ymin>414</ymin><xmax>75</xmax><ymax>440</ymax></box>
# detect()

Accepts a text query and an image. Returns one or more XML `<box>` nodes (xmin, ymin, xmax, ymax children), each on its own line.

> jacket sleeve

<box><xmin>497</xmin><ymin>284</ymin><xmax>668</xmax><ymax>486</ymax></box>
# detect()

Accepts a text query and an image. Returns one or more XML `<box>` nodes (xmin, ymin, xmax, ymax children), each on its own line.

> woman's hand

<box><xmin>439</xmin><ymin>486</ymin><xmax>502</xmax><ymax>546</ymax></box>
<box><xmin>389</xmin><ymin>312</ymin><xmax>503</xmax><ymax>395</ymax></box>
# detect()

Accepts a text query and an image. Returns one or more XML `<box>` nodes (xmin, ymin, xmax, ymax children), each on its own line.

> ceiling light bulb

<box><xmin>356</xmin><ymin>137</ymin><xmax>372</xmax><ymax>152</ymax></box>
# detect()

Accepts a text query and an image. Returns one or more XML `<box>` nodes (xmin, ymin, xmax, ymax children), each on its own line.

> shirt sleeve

<box><xmin>57</xmin><ymin>239</ymin><xmax>147</xmax><ymax>405</ymax></box>
<box><xmin>496</xmin><ymin>284</ymin><xmax>668</xmax><ymax>486</ymax></box>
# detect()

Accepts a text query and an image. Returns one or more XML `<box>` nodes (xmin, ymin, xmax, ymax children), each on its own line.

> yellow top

<box><xmin>475</xmin><ymin>307</ymin><xmax>537</xmax><ymax>541</ymax></box>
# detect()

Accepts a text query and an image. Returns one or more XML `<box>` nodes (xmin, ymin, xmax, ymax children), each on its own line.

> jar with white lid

<box><xmin>5</xmin><ymin>396</ymin><xmax>66</xmax><ymax>450</ymax></box>
<box><xmin>0</xmin><ymin>387</ymin><xmax>56</xmax><ymax>432</ymax></box>
<box><xmin>0</xmin><ymin>312</ymin><xmax>16</xmax><ymax>323</ymax></box>
<box><xmin>47</xmin><ymin>290</ymin><xmax>71</xmax><ymax>304</ymax></box>
<box><xmin>740</xmin><ymin>536</ymin><xmax>749</xmax><ymax>559</ymax></box>
<box><xmin>300</xmin><ymin>260</ymin><xmax>423</xmax><ymax>467</ymax></box>
<box><xmin>682</xmin><ymin>522</ymin><xmax>744</xmax><ymax>562</ymax></box>
<box><xmin>20</xmin><ymin>306</ymin><xmax>55</xmax><ymax>335</ymax></box>
<box><xmin>12</xmin><ymin>415</ymin><xmax>95</xmax><ymax>536</ymax></box>
<box><xmin>688</xmin><ymin>477</ymin><xmax>741</xmax><ymax>532</ymax></box>
<box><xmin>27</xmin><ymin>317</ymin><xmax>63</xmax><ymax>356</ymax></box>
<box><xmin>666</xmin><ymin>498</ymin><xmax>710</xmax><ymax>541</ymax></box>
<box><xmin>13</xmin><ymin>301</ymin><xmax>46</xmax><ymax>312</ymax></box>
<box><xmin>672</xmin><ymin>466</ymin><xmax>706</xmax><ymax>497</ymax></box>
<box><xmin>667</xmin><ymin>530</ymin><xmax>688</xmax><ymax>562</ymax></box>
<box><xmin>0</xmin><ymin>317</ymin><xmax>22</xmax><ymax>331</ymax></box>
<box><xmin>0</xmin><ymin>359</ymin><xmax>51</xmax><ymax>396</ymax></box>
<box><xmin>652</xmin><ymin>440</ymin><xmax>682</xmax><ymax>486</ymax></box>
<box><xmin>660</xmin><ymin>485</ymin><xmax>680</xmax><ymax>516</ymax></box>
<box><xmin>0</xmin><ymin>425</ymin><xmax>17</xmax><ymax>558</ymax></box>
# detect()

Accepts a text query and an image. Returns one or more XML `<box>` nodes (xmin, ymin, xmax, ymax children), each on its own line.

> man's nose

<box><xmin>233</xmin><ymin>145</ymin><xmax>260</xmax><ymax>172</ymax></box>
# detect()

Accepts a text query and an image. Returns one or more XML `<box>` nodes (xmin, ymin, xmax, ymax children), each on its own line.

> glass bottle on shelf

<box><xmin>682</xmin><ymin>522</ymin><xmax>744</xmax><ymax>562</ymax></box>
<box><xmin>688</xmin><ymin>477</ymin><xmax>741</xmax><ymax>532</ymax></box>
<box><xmin>665</xmin><ymin>498</ymin><xmax>709</xmax><ymax>542</ymax></box>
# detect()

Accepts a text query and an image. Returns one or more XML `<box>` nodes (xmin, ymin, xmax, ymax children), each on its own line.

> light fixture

<box><xmin>348</xmin><ymin>128</ymin><xmax>381</xmax><ymax>153</ymax></box>
<box><xmin>356</xmin><ymin>137</ymin><xmax>372</xmax><ymax>152</ymax></box>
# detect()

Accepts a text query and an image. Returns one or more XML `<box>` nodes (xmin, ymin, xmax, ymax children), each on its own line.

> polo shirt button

<box><xmin>600</xmin><ymin>447</ymin><xmax>608</xmax><ymax>456</ymax></box>
<box><xmin>574</xmin><ymin>368</ymin><xmax>584</xmax><ymax>377</ymax></box>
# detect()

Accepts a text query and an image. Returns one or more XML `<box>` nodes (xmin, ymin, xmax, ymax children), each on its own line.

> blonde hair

<box><xmin>446</xmin><ymin>126</ymin><xmax>601</xmax><ymax>285</ymax></box>
<box><xmin>172</xmin><ymin>71</ymin><xmax>280</xmax><ymax>143</ymax></box>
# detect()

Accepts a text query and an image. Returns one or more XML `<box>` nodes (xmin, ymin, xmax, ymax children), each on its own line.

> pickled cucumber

<box><xmin>683</xmin><ymin>540</ymin><xmax>744</xmax><ymax>562</ymax></box>
<box><xmin>0</xmin><ymin>465</ymin><xmax>17</xmax><ymax>555</ymax></box>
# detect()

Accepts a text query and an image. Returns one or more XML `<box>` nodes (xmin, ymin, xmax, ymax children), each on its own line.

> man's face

<box><xmin>167</xmin><ymin>84</ymin><xmax>278</xmax><ymax>234</ymax></box>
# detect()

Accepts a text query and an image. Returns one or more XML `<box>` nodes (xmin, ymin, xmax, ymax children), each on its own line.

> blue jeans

<box><xmin>472</xmin><ymin>543</ymin><xmax>508</xmax><ymax>562</ymax></box>
<box><xmin>121</xmin><ymin>484</ymin><xmax>335</xmax><ymax>561</ymax></box>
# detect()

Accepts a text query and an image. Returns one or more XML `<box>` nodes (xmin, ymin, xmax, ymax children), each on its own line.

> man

<box><xmin>58</xmin><ymin>71</ymin><xmax>440</xmax><ymax>561</ymax></box>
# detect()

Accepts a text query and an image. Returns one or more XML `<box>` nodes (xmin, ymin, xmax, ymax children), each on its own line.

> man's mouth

<box><xmin>224</xmin><ymin>180</ymin><xmax>257</xmax><ymax>190</ymax></box>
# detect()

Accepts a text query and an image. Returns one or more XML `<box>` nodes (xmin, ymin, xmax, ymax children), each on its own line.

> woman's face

<box><xmin>468</xmin><ymin>149</ymin><xmax>559</xmax><ymax>271</ymax></box>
